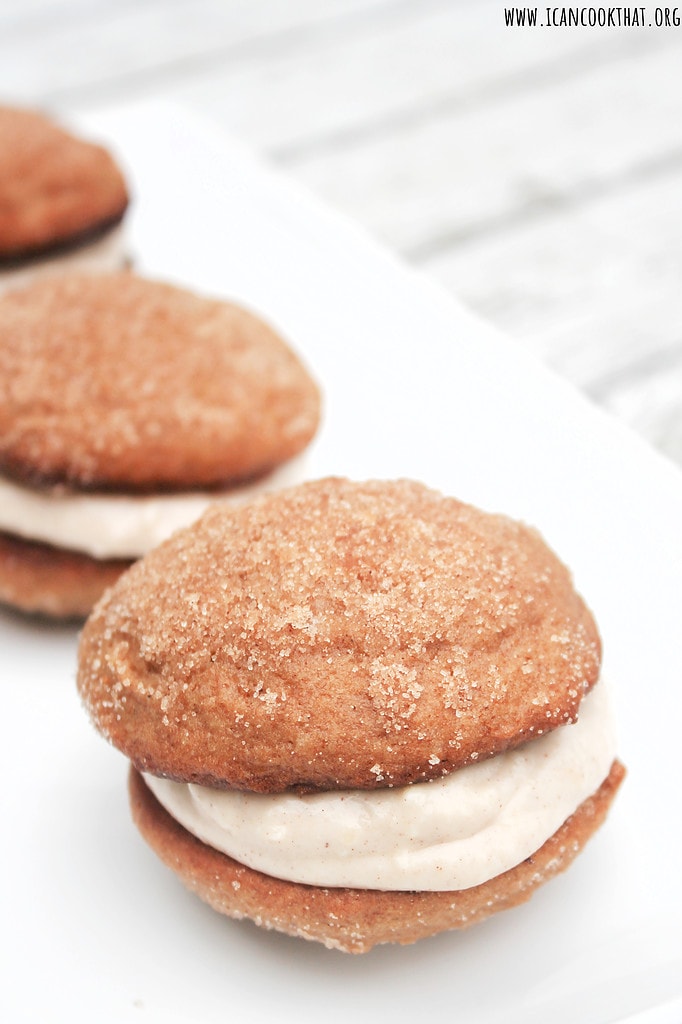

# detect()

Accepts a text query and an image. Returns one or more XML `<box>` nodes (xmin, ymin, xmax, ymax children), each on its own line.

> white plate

<box><xmin>2</xmin><ymin>100</ymin><xmax>681</xmax><ymax>1024</ymax></box>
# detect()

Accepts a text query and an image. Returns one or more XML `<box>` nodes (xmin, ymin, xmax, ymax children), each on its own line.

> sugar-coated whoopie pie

<box><xmin>0</xmin><ymin>272</ymin><xmax>321</xmax><ymax>617</ymax></box>
<box><xmin>77</xmin><ymin>477</ymin><xmax>624</xmax><ymax>953</ymax></box>
<box><xmin>0</xmin><ymin>105</ymin><xmax>130</xmax><ymax>293</ymax></box>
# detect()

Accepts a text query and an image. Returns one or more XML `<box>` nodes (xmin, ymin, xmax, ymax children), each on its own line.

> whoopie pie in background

<box><xmin>0</xmin><ymin>272</ymin><xmax>321</xmax><ymax>617</ymax></box>
<box><xmin>0</xmin><ymin>104</ymin><xmax>130</xmax><ymax>293</ymax></box>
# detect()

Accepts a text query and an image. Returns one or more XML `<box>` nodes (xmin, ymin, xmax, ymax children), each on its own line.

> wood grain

<box><xmin>1</xmin><ymin>0</ymin><xmax>680</xmax><ymax>465</ymax></box>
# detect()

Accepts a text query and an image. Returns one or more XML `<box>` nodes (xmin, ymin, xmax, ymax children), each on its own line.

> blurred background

<box><xmin>2</xmin><ymin>0</ymin><xmax>682</xmax><ymax>466</ymax></box>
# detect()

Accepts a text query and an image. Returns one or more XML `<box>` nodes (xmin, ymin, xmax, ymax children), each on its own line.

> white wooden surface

<box><xmin>2</xmin><ymin>0</ymin><xmax>681</xmax><ymax>466</ymax></box>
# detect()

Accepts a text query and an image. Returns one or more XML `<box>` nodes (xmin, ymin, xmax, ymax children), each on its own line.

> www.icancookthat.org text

<box><xmin>504</xmin><ymin>6</ymin><xmax>681</xmax><ymax>26</ymax></box>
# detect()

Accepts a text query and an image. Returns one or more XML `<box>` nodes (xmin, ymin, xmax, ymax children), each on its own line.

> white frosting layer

<box><xmin>0</xmin><ymin>223</ymin><xmax>128</xmax><ymax>296</ymax></box>
<box><xmin>0</xmin><ymin>456</ymin><xmax>308</xmax><ymax>559</ymax></box>
<box><xmin>144</xmin><ymin>679</ymin><xmax>616</xmax><ymax>892</ymax></box>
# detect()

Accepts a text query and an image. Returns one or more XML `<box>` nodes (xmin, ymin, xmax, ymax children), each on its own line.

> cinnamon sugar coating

<box><xmin>0</xmin><ymin>105</ymin><xmax>128</xmax><ymax>261</ymax></box>
<box><xmin>0</xmin><ymin>531</ymin><xmax>131</xmax><ymax>619</ymax></box>
<box><xmin>0</xmin><ymin>273</ymin><xmax>321</xmax><ymax>490</ymax></box>
<box><xmin>129</xmin><ymin>760</ymin><xmax>625</xmax><ymax>953</ymax></box>
<box><xmin>78</xmin><ymin>478</ymin><xmax>601</xmax><ymax>791</ymax></box>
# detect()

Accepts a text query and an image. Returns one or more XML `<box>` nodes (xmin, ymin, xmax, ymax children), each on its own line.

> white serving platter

<box><xmin>1</xmin><ymin>100</ymin><xmax>681</xmax><ymax>1024</ymax></box>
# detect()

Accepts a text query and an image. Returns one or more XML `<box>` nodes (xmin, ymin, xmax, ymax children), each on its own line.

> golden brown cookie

<box><xmin>0</xmin><ymin>273</ymin><xmax>320</xmax><ymax>490</ymax></box>
<box><xmin>0</xmin><ymin>273</ymin><xmax>321</xmax><ymax>617</ymax></box>
<box><xmin>78</xmin><ymin>478</ymin><xmax>600</xmax><ymax>791</ymax></box>
<box><xmin>77</xmin><ymin>478</ymin><xmax>623</xmax><ymax>951</ymax></box>
<box><xmin>0</xmin><ymin>532</ymin><xmax>131</xmax><ymax>620</ymax></box>
<box><xmin>129</xmin><ymin>761</ymin><xmax>625</xmax><ymax>953</ymax></box>
<box><xmin>0</xmin><ymin>105</ymin><xmax>129</xmax><ymax>263</ymax></box>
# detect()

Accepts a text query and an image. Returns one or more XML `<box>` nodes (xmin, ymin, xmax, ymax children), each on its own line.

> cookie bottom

<box><xmin>0</xmin><ymin>531</ymin><xmax>131</xmax><ymax>619</ymax></box>
<box><xmin>0</xmin><ymin>214</ymin><xmax>126</xmax><ymax>268</ymax></box>
<box><xmin>129</xmin><ymin>759</ymin><xmax>625</xmax><ymax>954</ymax></box>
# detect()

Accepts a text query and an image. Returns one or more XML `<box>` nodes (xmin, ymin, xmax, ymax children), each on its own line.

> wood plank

<box><xmin>0</xmin><ymin>0</ymin><xmax>442</xmax><ymax>105</ymax></box>
<box><xmin>534</xmin><ymin>298</ymin><xmax>682</xmax><ymax>464</ymax></box>
<box><xmin>603</xmin><ymin>351</ymin><xmax>682</xmax><ymax>464</ymax></box>
<box><xmin>422</xmin><ymin>168</ymin><xmax>682</xmax><ymax>461</ymax></box>
<box><xmin>536</xmin><ymin>293</ymin><xmax>682</xmax><ymax>396</ymax></box>
<box><xmin>158</xmin><ymin>1</ymin><xmax>652</xmax><ymax>154</ymax></box>
<box><xmin>283</xmin><ymin>38</ymin><xmax>682</xmax><ymax>254</ymax></box>
<box><xmin>422</xmin><ymin>170</ymin><xmax>682</xmax><ymax>351</ymax></box>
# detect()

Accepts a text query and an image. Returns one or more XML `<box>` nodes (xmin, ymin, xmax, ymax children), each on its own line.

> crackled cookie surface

<box><xmin>78</xmin><ymin>477</ymin><xmax>601</xmax><ymax>792</ymax></box>
<box><xmin>0</xmin><ymin>272</ymin><xmax>321</xmax><ymax>491</ymax></box>
<box><xmin>0</xmin><ymin>105</ymin><xmax>129</xmax><ymax>262</ymax></box>
<box><xmin>0</xmin><ymin>273</ymin><xmax>320</xmax><ymax>616</ymax></box>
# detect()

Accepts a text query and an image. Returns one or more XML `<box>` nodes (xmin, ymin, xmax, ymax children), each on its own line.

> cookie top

<box><xmin>0</xmin><ymin>105</ymin><xmax>129</xmax><ymax>262</ymax></box>
<box><xmin>77</xmin><ymin>478</ymin><xmax>601</xmax><ymax>793</ymax></box>
<box><xmin>0</xmin><ymin>273</ymin><xmax>321</xmax><ymax>490</ymax></box>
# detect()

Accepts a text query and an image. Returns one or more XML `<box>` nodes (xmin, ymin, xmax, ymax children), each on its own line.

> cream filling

<box><xmin>144</xmin><ymin>678</ymin><xmax>615</xmax><ymax>892</ymax></box>
<box><xmin>0</xmin><ymin>223</ymin><xmax>128</xmax><ymax>295</ymax></box>
<box><xmin>0</xmin><ymin>455</ymin><xmax>308</xmax><ymax>559</ymax></box>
